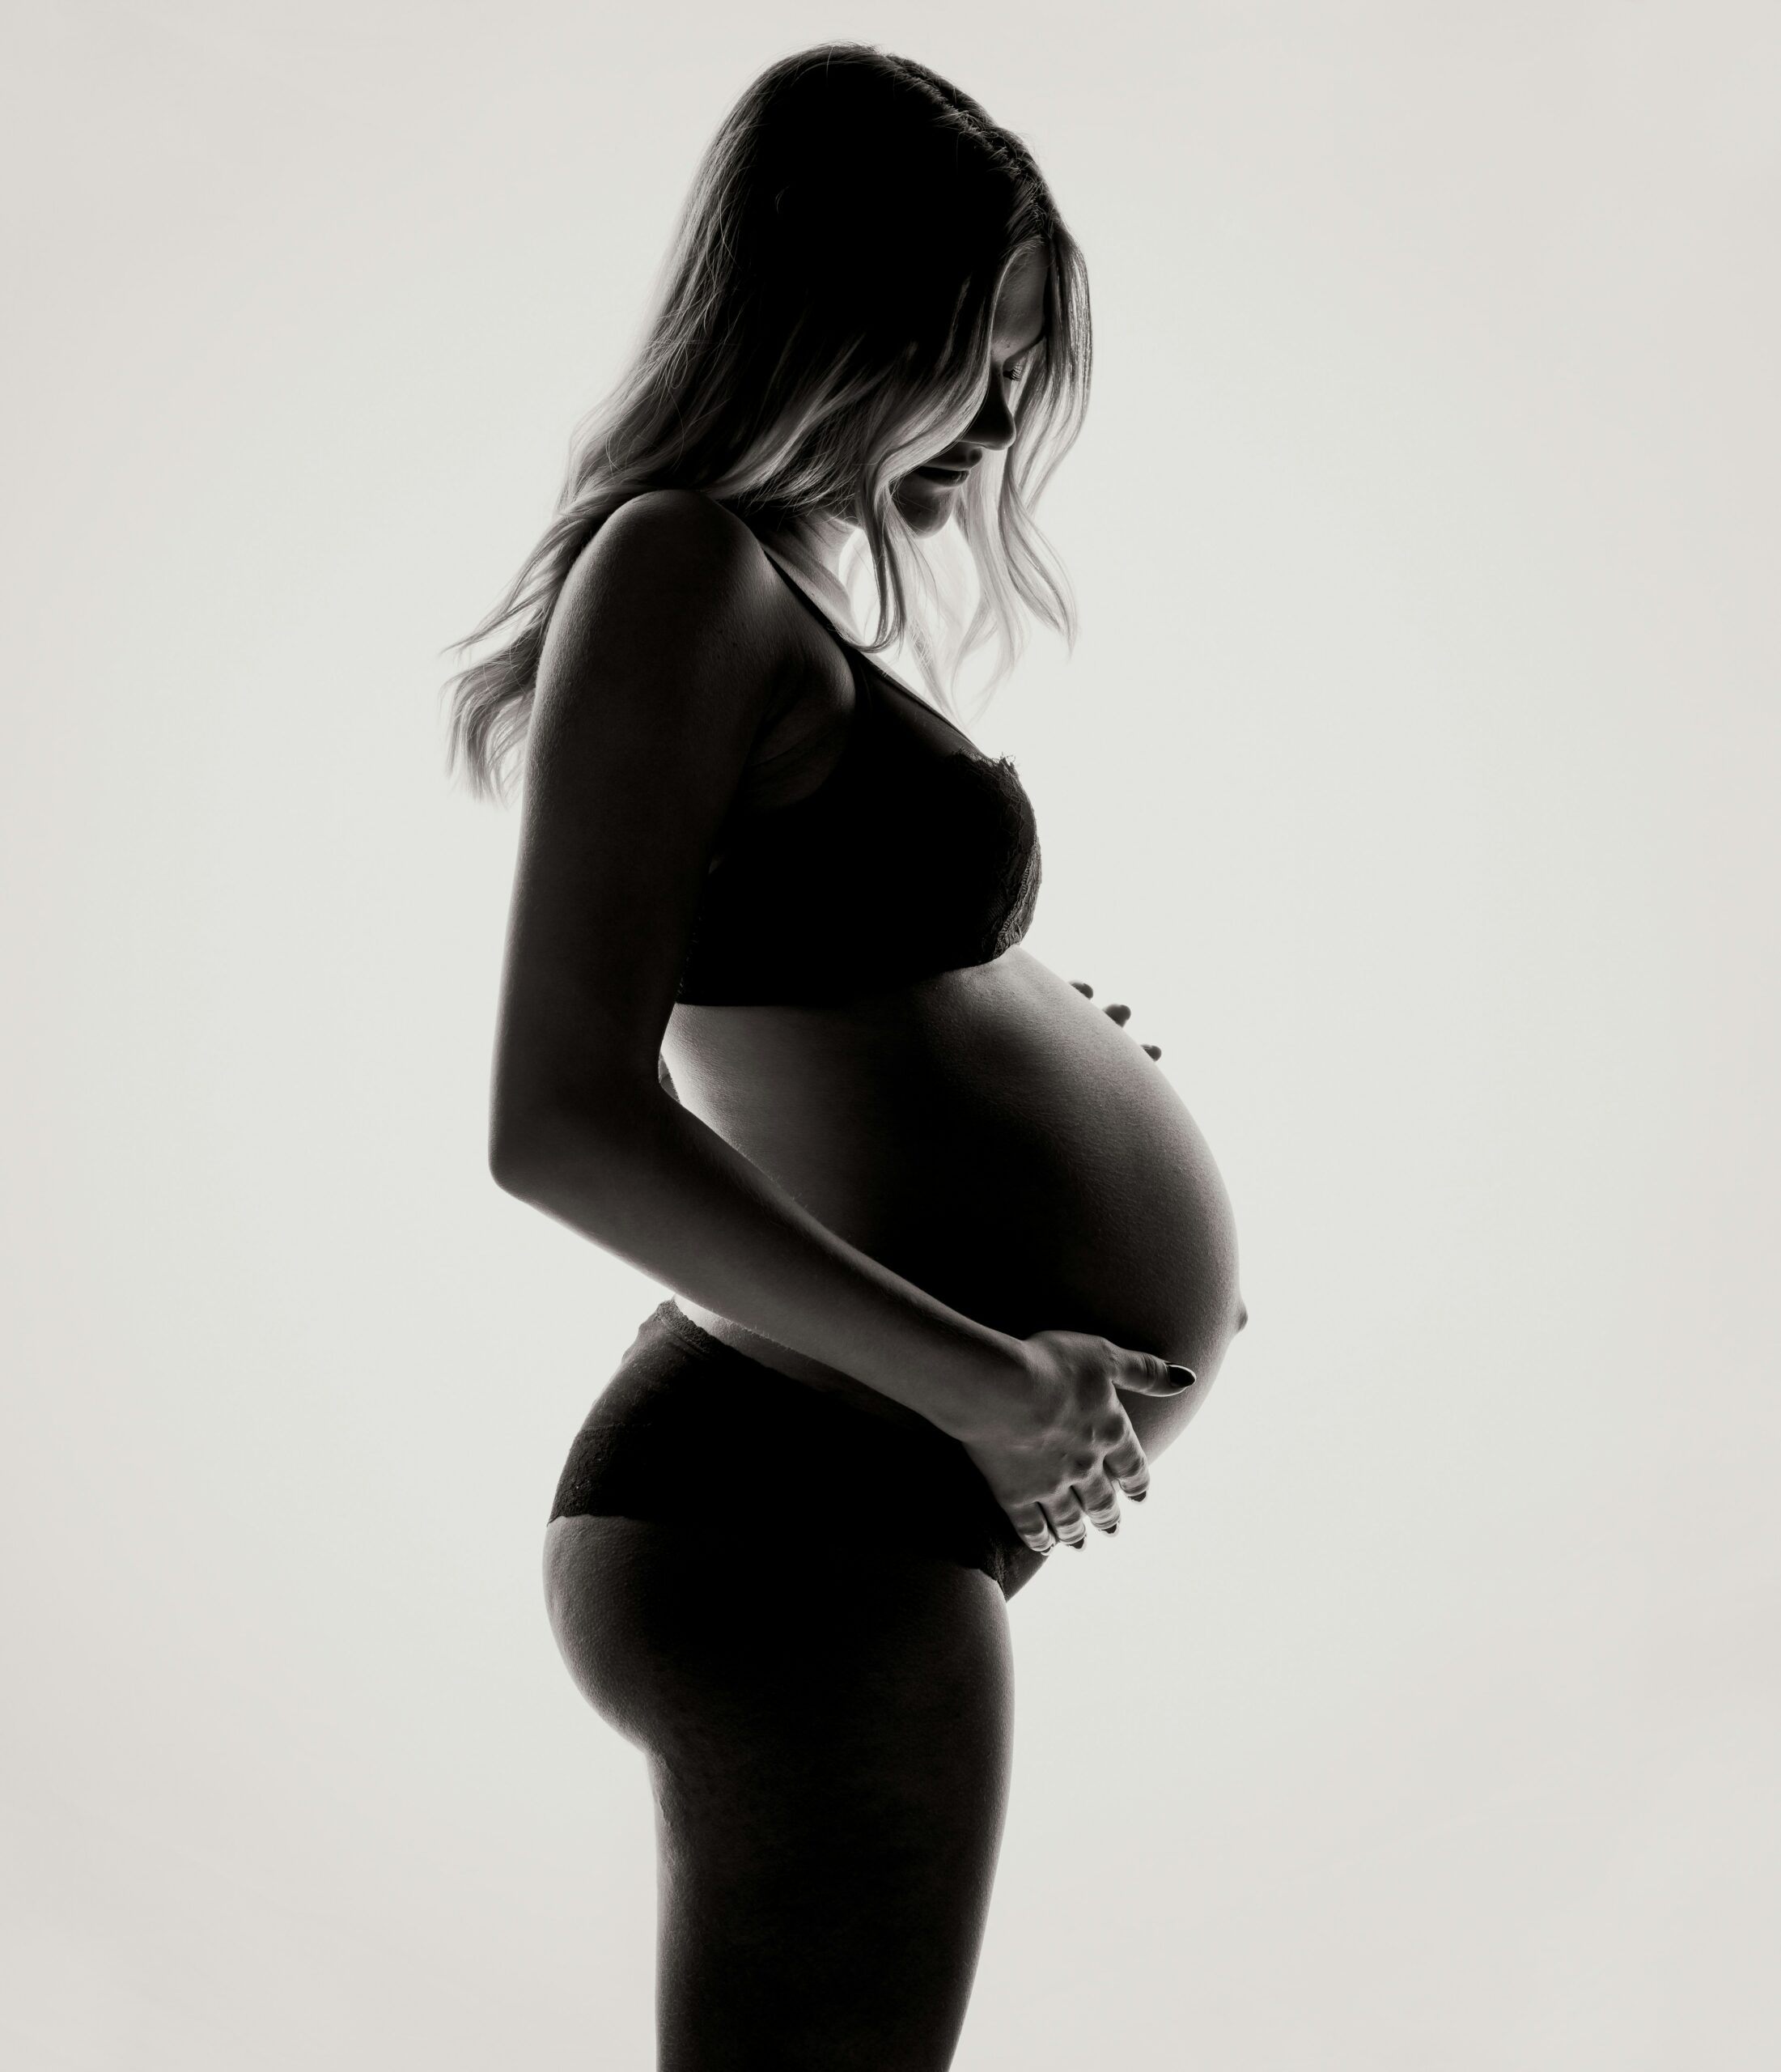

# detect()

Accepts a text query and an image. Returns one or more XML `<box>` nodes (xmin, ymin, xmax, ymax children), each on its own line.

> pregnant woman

<box><xmin>447</xmin><ymin>45</ymin><xmax>1246</xmax><ymax>2070</ymax></box>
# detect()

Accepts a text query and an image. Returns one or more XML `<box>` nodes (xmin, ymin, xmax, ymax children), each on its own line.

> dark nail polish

<box><xmin>1142</xmin><ymin>1043</ymin><xmax>1162</xmax><ymax>1059</ymax></box>
<box><xmin>1130</xmin><ymin>1489</ymin><xmax>1147</xmax><ymax>1502</ymax></box>
<box><xmin>1105</xmin><ymin>1003</ymin><xmax>1131</xmax><ymax>1025</ymax></box>
<box><xmin>1071</xmin><ymin>979</ymin><xmax>1093</xmax><ymax>997</ymax></box>
<box><xmin>1167</xmin><ymin>1364</ymin><xmax>1197</xmax><ymax>1387</ymax></box>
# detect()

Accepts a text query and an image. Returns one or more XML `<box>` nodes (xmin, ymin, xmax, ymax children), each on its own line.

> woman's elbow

<box><xmin>488</xmin><ymin>1114</ymin><xmax>558</xmax><ymax>1201</ymax></box>
<box><xmin>486</xmin><ymin>1079</ymin><xmax>659</xmax><ymax>1203</ymax></box>
<box><xmin>489</xmin><ymin>1127</ymin><xmax>541</xmax><ymax>1199</ymax></box>
<box><xmin>486</xmin><ymin>1093</ymin><xmax>587</xmax><ymax>1201</ymax></box>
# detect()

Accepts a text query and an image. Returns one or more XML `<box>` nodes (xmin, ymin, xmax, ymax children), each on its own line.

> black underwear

<box><xmin>548</xmin><ymin>1301</ymin><xmax>1027</xmax><ymax>1595</ymax></box>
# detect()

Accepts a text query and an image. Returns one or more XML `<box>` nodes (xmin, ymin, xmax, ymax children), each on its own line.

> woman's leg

<box><xmin>545</xmin><ymin>1514</ymin><xmax>1016</xmax><ymax>2072</ymax></box>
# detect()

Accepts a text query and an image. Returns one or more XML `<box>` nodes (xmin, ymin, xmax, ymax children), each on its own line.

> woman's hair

<box><xmin>443</xmin><ymin>42</ymin><xmax>1092</xmax><ymax>800</ymax></box>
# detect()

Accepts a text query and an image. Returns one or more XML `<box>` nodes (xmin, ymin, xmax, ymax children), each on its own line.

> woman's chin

<box><xmin>892</xmin><ymin>492</ymin><xmax>955</xmax><ymax>537</ymax></box>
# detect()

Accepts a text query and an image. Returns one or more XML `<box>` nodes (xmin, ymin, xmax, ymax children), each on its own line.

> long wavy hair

<box><xmin>443</xmin><ymin>43</ymin><xmax>1092</xmax><ymax>801</ymax></box>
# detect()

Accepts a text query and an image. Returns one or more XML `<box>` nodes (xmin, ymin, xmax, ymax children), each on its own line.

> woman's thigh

<box><xmin>545</xmin><ymin>1514</ymin><xmax>1016</xmax><ymax>2072</ymax></box>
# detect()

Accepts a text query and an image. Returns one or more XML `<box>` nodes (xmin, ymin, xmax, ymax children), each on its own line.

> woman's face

<box><xmin>890</xmin><ymin>244</ymin><xmax>1050</xmax><ymax>536</ymax></box>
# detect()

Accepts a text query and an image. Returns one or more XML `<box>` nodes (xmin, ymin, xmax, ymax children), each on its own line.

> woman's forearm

<box><xmin>491</xmin><ymin>1084</ymin><xmax>1023</xmax><ymax>1438</ymax></box>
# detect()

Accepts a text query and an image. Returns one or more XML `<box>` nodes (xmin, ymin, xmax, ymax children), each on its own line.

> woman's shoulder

<box><xmin>540</xmin><ymin>491</ymin><xmax>799</xmax><ymax>729</ymax></box>
<box><xmin>574</xmin><ymin>488</ymin><xmax>775</xmax><ymax>615</ymax></box>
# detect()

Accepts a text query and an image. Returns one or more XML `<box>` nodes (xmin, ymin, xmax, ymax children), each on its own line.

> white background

<box><xmin>5</xmin><ymin>3</ymin><xmax>1778</xmax><ymax>2066</ymax></box>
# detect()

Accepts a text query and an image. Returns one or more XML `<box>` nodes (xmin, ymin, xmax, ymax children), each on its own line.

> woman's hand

<box><xmin>1071</xmin><ymin>979</ymin><xmax>1163</xmax><ymax>1060</ymax></box>
<box><xmin>956</xmin><ymin>1331</ymin><xmax>1196</xmax><ymax>1555</ymax></box>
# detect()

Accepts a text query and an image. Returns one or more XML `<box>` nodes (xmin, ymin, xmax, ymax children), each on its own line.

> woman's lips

<box><xmin>912</xmin><ymin>463</ymin><xmax>970</xmax><ymax>485</ymax></box>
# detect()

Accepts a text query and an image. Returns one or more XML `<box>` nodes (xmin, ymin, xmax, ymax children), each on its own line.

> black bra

<box><xmin>675</xmin><ymin>560</ymin><xmax>1043</xmax><ymax>1006</ymax></box>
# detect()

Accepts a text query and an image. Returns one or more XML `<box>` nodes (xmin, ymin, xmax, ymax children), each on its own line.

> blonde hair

<box><xmin>443</xmin><ymin>43</ymin><xmax>1092</xmax><ymax>801</ymax></box>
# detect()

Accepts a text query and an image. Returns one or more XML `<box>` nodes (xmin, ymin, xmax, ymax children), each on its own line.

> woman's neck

<box><xmin>755</xmin><ymin>511</ymin><xmax>858</xmax><ymax>616</ymax></box>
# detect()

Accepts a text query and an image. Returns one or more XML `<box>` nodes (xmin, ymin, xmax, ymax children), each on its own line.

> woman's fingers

<box><xmin>1077</xmin><ymin>985</ymin><xmax>1158</xmax><ymax>1053</ymax></box>
<box><xmin>1105</xmin><ymin>1429</ymin><xmax>1151</xmax><ymax>1502</ymax></box>
<box><xmin>1045</xmin><ymin>1493</ymin><xmax>1089</xmax><ymax>1549</ymax></box>
<box><xmin>1114</xmin><ymin>1347</ymin><xmax>1197</xmax><ymax>1398</ymax></box>
<box><xmin>1013</xmin><ymin>1505</ymin><xmax>1058</xmax><ymax>1556</ymax></box>
<box><xmin>1075</xmin><ymin>1469</ymin><xmax>1122</xmax><ymax>1534</ymax></box>
<box><xmin>1019</xmin><ymin>1465</ymin><xmax>1144</xmax><ymax>1556</ymax></box>
<box><xmin>986</xmin><ymin>1329</ymin><xmax>1189</xmax><ymax>1556</ymax></box>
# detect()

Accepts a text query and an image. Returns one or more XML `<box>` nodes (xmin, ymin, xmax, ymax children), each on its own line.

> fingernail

<box><xmin>1167</xmin><ymin>1364</ymin><xmax>1197</xmax><ymax>1387</ymax></box>
<box><xmin>1130</xmin><ymin>1489</ymin><xmax>1147</xmax><ymax>1502</ymax></box>
<box><xmin>1071</xmin><ymin>979</ymin><xmax>1094</xmax><ymax>997</ymax></box>
<box><xmin>1143</xmin><ymin>1043</ymin><xmax>1162</xmax><ymax>1059</ymax></box>
<box><xmin>1071</xmin><ymin>1537</ymin><xmax>1086</xmax><ymax>1551</ymax></box>
<box><xmin>1105</xmin><ymin>1003</ymin><xmax>1131</xmax><ymax>1025</ymax></box>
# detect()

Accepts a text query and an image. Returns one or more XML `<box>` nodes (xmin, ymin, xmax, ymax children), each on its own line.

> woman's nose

<box><xmin>962</xmin><ymin>379</ymin><xmax>1017</xmax><ymax>451</ymax></box>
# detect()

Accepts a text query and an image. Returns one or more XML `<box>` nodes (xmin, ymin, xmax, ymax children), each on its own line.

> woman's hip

<box><xmin>545</xmin><ymin>1299</ymin><xmax>1029</xmax><ymax>1594</ymax></box>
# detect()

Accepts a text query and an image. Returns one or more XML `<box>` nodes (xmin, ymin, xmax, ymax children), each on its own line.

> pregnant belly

<box><xmin>664</xmin><ymin>949</ymin><xmax>1246</xmax><ymax>1429</ymax></box>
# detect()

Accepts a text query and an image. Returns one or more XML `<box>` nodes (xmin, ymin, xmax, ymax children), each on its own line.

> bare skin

<box><xmin>498</xmin><ymin>247</ymin><xmax>1245</xmax><ymax>2065</ymax></box>
<box><xmin>494</xmin><ymin>248</ymin><xmax>1243</xmax><ymax>1552</ymax></box>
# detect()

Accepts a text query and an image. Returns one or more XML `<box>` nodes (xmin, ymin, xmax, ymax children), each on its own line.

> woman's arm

<box><xmin>499</xmin><ymin>1056</ymin><xmax>1029</xmax><ymax>1435</ymax></box>
<box><xmin>488</xmin><ymin>490</ymin><xmax>1186</xmax><ymax>1544</ymax></box>
<box><xmin>487</xmin><ymin>488</ymin><xmax>1017</xmax><ymax>1422</ymax></box>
